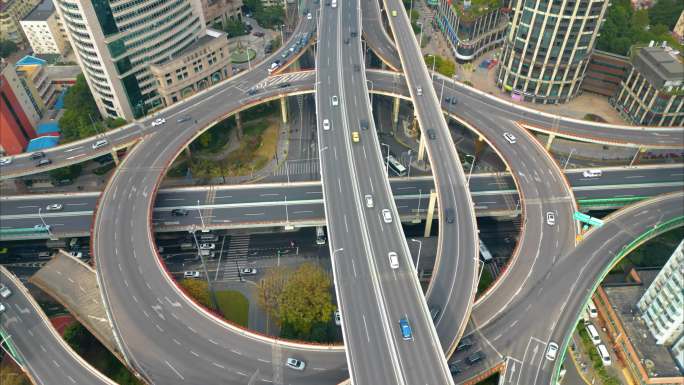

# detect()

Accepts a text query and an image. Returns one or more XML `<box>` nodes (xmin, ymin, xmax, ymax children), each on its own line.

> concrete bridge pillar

<box><xmin>545</xmin><ymin>133</ymin><xmax>556</xmax><ymax>150</ymax></box>
<box><xmin>475</xmin><ymin>135</ymin><xmax>486</xmax><ymax>158</ymax></box>
<box><xmin>280</xmin><ymin>96</ymin><xmax>288</xmax><ymax>123</ymax></box>
<box><xmin>423</xmin><ymin>189</ymin><xmax>438</xmax><ymax>238</ymax></box>
<box><xmin>392</xmin><ymin>97</ymin><xmax>400</xmax><ymax>125</ymax></box>
<box><xmin>417</xmin><ymin>132</ymin><xmax>426</xmax><ymax>162</ymax></box>
<box><xmin>110</xmin><ymin>148</ymin><xmax>120</xmax><ymax>165</ymax></box>
<box><xmin>235</xmin><ymin>111</ymin><xmax>243</xmax><ymax>139</ymax></box>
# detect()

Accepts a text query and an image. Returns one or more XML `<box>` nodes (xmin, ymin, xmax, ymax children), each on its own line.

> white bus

<box><xmin>386</xmin><ymin>155</ymin><xmax>407</xmax><ymax>176</ymax></box>
<box><xmin>316</xmin><ymin>226</ymin><xmax>327</xmax><ymax>245</ymax></box>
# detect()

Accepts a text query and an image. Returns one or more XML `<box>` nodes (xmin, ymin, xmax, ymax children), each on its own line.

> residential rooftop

<box><xmin>452</xmin><ymin>0</ymin><xmax>503</xmax><ymax>22</ymax></box>
<box><xmin>633</xmin><ymin>46</ymin><xmax>684</xmax><ymax>89</ymax></box>
<box><xmin>23</xmin><ymin>0</ymin><xmax>54</xmax><ymax>22</ymax></box>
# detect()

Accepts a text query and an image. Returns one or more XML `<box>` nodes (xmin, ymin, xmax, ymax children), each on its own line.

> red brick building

<box><xmin>1</xmin><ymin>62</ymin><xmax>40</xmax><ymax>155</ymax></box>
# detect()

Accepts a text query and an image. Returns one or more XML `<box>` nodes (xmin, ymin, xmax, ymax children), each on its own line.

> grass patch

<box><xmin>216</xmin><ymin>290</ymin><xmax>249</xmax><ymax>327</ymax></box>
<box><xmin>191</xmin><ymin>118</ymin><xmax>235</xmax><ymax>154</ymax></box>
<box><xmin>222</xmin><ymin>119</ymin><xmax>278</xmax><ymax>176</ymax></box>
<box><xmin>0</xmin><ymin>359</ymin><xmax>30</xmax><ymax>385</ymax></box>
<box><xmin>167</xmin><ymin>158</ymin><xmax>189</xmax><ymax>178</ymax></box>
<box><xmin>477</xmin><ymin>267</ymin><xmax>494</xmax><ymax>294</ymax></box>
<box><xmin>230</xmin><ymin>48</ymin><xmax>257</xmax><ymax>64</ymax></box>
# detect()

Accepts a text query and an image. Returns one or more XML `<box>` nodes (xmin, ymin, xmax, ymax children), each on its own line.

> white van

<box><xmin>587</xmin><ymin>299</ymin><xmax>598</xmax><ymax>318</ymax></box>
<box><xmin>582</xmin><ymin>169</ymin><xmax>602</xmax><ymax>178</ymax></box>
<box><xmin>586</xmin><ymin>323</ymin><xmax>601</xmax><ymax>345</ymax></box>
<box><xmin>596</xmin><ymin>344</ymin><xmax>612</xmax><ymax>366</ymax></box>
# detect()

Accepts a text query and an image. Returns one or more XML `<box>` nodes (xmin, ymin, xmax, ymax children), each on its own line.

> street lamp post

<box><xmin>380</xmin><ymin>143</ymin><xmax>390</xmax><ymax>175</ymax></box>
<box><xmin>563</xmin><ymin>149</ymin><xmax>576</xmax><ymax>171</ymax></box>
<box><xmin>284</xmin><ymin>195</ymin><xmax>289</xmax><ymax>224</ymax></box>
<box><xmin>410</xmin><ymin>239</ymin><xmax>422</xmax><ymax>275</ymax></box>
<box><xmin>367</xmin><ymin>80</ymin><xmax>374</xmax><ymax>108</ymax></box>
<box><xmin>196</xmin><ymin>199</ymin><xmax>206</xmax><ymax>231</ymax></box>
<box><xmin>37</xmin><ymin>208</ymin><xmax>56</xmax><ymax>240</ymax></box>
<box><xmin>331</xmin><ymin>247</ymin><xmax>344</xmax><ymax>262</ymax></box>
<box><xmin>407</xmin><ymin>151</ymin><xmax>413</xmax><ymax>178</ymax></box>
<box><xmin>416</xmin><ymin>189</ymin><xmax>422</xmax><ymax>222</ymax></box>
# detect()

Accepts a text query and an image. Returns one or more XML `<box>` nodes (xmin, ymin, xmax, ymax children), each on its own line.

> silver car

<box><xmin>382</xmin><ymin>209</ymin><xmax>392</xmax><ymax>223</ymax></box>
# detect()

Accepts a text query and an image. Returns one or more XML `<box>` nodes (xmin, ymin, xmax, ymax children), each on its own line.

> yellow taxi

<box><xmin>351</xmin><ymin>131</ymin><xmax>360</xmax><ymax>143</ymax></box>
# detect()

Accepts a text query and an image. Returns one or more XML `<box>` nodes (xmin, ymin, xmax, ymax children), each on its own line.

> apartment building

<box><xmin>53</xmin><ymin>0</ymin><xmax>215</xmax><ymax>120</ymax></box>
<box><xmin>0</xmin><ymin>62</ymin><xmax>41</xmax><ymax>155</ymax></box>
<box><xmin>201</xmin><ymin>0</ymin><xmax>243</xmax><ymax>27</ymax></box>
<box><xmin>612</xmin><ymin>45</ymin><xmax>684</xmax><ymax>127</ymax></box>
<box><xmin>20</xmin><ymin>0</ymin><xmax>71</xmax><ymax>56</ymax></box>
<box><xmin>150</xmin><ymin>29</ymin><xmax>231</xmax><ymax>106</ymax></box>
<box><xmin>435</xmin><ymin>0</ymin><xmax>511</xmax><ymax>61</ymax></box>
<box><xmin>581</xmin><ymin>50</ymin><xmax>631</xmax><ymax>97</ymax></box>
<box><xmin>496</xmin><ymin>0</ymin><xmax>610</xmax><ymax>104</ymax></box>
<box><xmin>0</xmin><ymin>0</ymin><xmax>41</xmax><ymax>46</ymax></box>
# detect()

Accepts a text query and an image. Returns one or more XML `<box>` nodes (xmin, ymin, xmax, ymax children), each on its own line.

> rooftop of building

<box><xmin>23</xmin><ymin>0</ymin><xmax>53</xmax><ymax>21</ymax></box>
<box><xmin>156</xmin><ymin>28</ymin><xmax>226</xmax><ymax>66</ymax></box>
<box><xmin>633</xmin><ymin>45</ymin><xmax>684</xmax><ymax>88</ymax></box>
<box><xmin>603</xmin><ymin>270</ymin><xmax>684</xmax><ymax>379</ymax></box>
<box><xmin>451</xmin><ymin>0</ymin><xmax>503</xmax><ymax>21</ymax></box>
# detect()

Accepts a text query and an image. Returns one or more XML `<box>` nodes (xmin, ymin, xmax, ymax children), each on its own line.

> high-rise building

<box><xmin>637</xmin><ymin>239</ymin><xmax>684</xmax><ymax>346</ymax></box>
<box><xmin>0</xmin><ymin>0</ymin><xmax>41</xmax><ymax>46</ymax></box>
<box><xmin>0</xmin><ymin>62</ymin><xmax>41</xmax><ymax>155</ymax></box>
<box><xmin>53</xmin><ymin>0</ymin><xmax>217</xmax><ymax>120</ymax></box>
<box><xmin>435</xmin><ymin>0</ymin><xmax>511</xmax><ymax>61</ymax></box>
<box><xmin>611</xmin><ymin>45</ymin><xmax>684</xmax><ymax>127</ymax></box>
<box><xmin>496</xmin><ymin>0</ymin><xmax>610</xmax><ymax>104</ymax></box>
<box><xmin>201</xmin><ymin>0</ymin><xmax>243</xmax><ymax>27</ymax></box>
<box><xmin>20</xmin><ymin>0</ymin><xmax>71</xmax><ymax>56</ymax></box>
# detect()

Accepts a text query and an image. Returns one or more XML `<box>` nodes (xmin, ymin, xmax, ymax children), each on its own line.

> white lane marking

<box><xmin>362</xmin><ymin>314</ymin><xmax>370</xmax><ymax>342</ymax></box>
<box><xmin>64</xmin><ymin>146</ymin><xmax>83</xmax><ymax>153</ymax></box>
<box><xmin>165</xmin><ymin>360</ymin><xmax>185</xmax><ymax>380</ymax></box>
<box><xmin>66</xmin><ymin>154</ymin><xmax>86</xmax><ymax>160</ymax></box>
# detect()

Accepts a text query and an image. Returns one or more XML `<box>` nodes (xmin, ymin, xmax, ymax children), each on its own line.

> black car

<box><xmin>350</xmin><ymin>30</ymin><xmax>357</xmax><ymax>37</ymax></box>
<box><xmin>449</xmin><ymin>363</ymin><xmax>461</xmax><ymax>375</ymax></box>
<box><xmin>31</xmin><ymin>151</ymin><xmax>45</xmax><ymax>160</ymax></box>
<box><xmin>247</xmin><ymin>88</ymin><xmax>258</xmax><ymax>95</ymax></box>
<box><xmin>354</xmin><ymin>64</ymin><xmax>361</xmax><ymax>72</ymax></box>
<box><xmin>360</xmin><ymin>119</ymin><xmax>369</xmax><ymax>130</ymax></box>
<box><xmin>450</xmin><ymin>97</ymin><xmax>457</xmax><ymax>105</ymax></box>
<box><xmin>445</xmin><ymin>208</ymin><xmax>455</xmax><ymax>223</ymax></box>
<box><xmin>171</xmin><ymin>209</ymin><xmax>189</xmax><ymax>216</ymax></box>
<box><xmin>36</xmin><ymin>159</ymin><xmax>52</xmax><ymax>167</ymax></box>
<box><xmin>344</xmin><ymin>37</ymin><xmax>350</xmax><ymax>44</ymax></box>
<box><xmin>465</xmin><ymin>351</ymin><xmax>486</xmax><ymax>365</ymax></box>
<box><xmin>278</xmin><ymin>82</ymin><xmax>291</xmax><ymax>88</ymax></box>
<box><xmin>456</xmin><ymin>336</ymin><xmax>473</xmax><ymax>351</ymax></box>
<box><xmin>427</xmin><ymin>129</ymin><xmax>436</xmax><ymax>140</ymax></box>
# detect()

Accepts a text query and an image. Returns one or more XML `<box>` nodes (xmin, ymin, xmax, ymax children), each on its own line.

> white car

<box><xmin>199</xmin><ymin>243</ymin><xmax>215</xmax><ymax>250</ymax></box>
<box><xmin>307</xmin><ymin>12</ymin><xmax>312</xmax><ymax>19</ymax></box>
<box><xmin>546</xmin><ymin>211</ymin><xmax>556</xmax><ymax>226</ymax></box>
<box><xmin>285</xmin><ymin>357</ymin><xmax>306</xmax><ymax>371</ymax></box>
<box><xmin>582</xmin><ymin>169</ymin><xmax>602</xmax><ymax>178</ymax></box>
<box><xmin>92</xmin><ymin>139</ymin><xmax>108</xmax><ymax>149</ymax></box>
<box><xmin>322</xmin><ymin>119</ymin><xmax>330</xmax><ymax>130</ymax></box>
<box><xmin>46</xmin><ymin>203</ymin><xmax>63</xmax><ymax>211</ymax></box>
<box><xmin>151</xmin><ymin>118</ymin><xmax>166</xmax><ymax>127</ymax></box>
<box><xmin>69</xmin><ymin>251</ymin><xmax>83</xmax><ymax>259</ymax></box>
<box><xmin>184</xmin><ymin>271</ymin><xmax>201</xmax><ymax>278</ymax></box>
<box><xmin>34</xmin><ymin>224</ymin><xmax>51</xmax><ymax>231</ymax></box>
<box><xmin>381</xmin><ymin>209</ymin><xmax>392</xmax><ymax>223</ymax></box>
<box><xmin>545</xmin><ymin>342</ymin><xmax>559</xmax><ymax>361</ymax></box>
<box><xmin>240</xmin><ymin>268</ymin><xmax>258</xmax><ymax>276</ymax></box>
<box><xmin>331</xmin><ymin>95</ymin><xmax>339</xmax><ymax>106</ymax></box>
<box><xmin>334</xmin><ymin>310</ymin><xmax>341</xmax><ymax>326</ymax></box>
<box><xmin>388</xmin><ymin>252</ymin><xmax>399</xmax><ymax>269</ymax></box>
<box><xmin>503</xmin><ymin>132</ymin><xmax>517</xmax><ymax>144</ymax></box>
<box><xmin>0</xmin><ymin>284</ymin><xmax>11</xmax><ymax>299</ymax></box>
<box><xmin>417</xmin><ymin>86</ymin><xmax>423</xmax><ymax>96</ymax></box>
<box><xmin>0</xmin><ymin>303</ymin><xmax>5</xmax><ymax>313</ymax></box>
<box><xmin>0</xmin><ymin>157</ymin><xmax>13</xmax><ymax>166</ymax></box>
<box><xmin>364</xmin><ymin>194</ymin><xmax>374</xmax><ymax>208</ymax></box>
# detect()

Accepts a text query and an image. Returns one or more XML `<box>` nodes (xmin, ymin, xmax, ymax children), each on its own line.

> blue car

<box><xmin>399</xmin><ymin>317</ymin><xmax>413</xmax><ymax>340</ymax></box>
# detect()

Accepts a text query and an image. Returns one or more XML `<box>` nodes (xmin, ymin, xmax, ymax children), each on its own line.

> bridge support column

<box><xmin>475</xmin><ymin>135</ymin><xmax>486</xmax><ymax>158</ymax></box>
<box><xmin>630</xmin><ymin>147</ymin><xmax>647</xmax><ymax>167</ymax></box>
<box><xmin>417</xmin><ymin>132</ymin><xmax>426</xmax><ymax>162</ymax></box>
<box><xmin>545</xmin><ymin>134</ymin><xmax>555</xmax><ymax>150</ymax></box>
<box><xmin>392</xmin><ymin>97</ymin><xmax>400</xmax><ymax>125</ymax></box>
<box><xmin>280</xmin><ymin>96</ymin><xmax>288</xmax><ymax>123</ymax></box>
<box><xmin>423</xmin><ymin>189</ymin><xmax>437</xmax><ymax>238</ymax></box>
<box><xmin>110</xmin><ymin>147</ymin><xmax>120</xmax><ymax>165</ymax></box>
<box><xmin>235</xmin><ymin>111</ymin><xmax>243</xmax><ymax>139</ymax></box>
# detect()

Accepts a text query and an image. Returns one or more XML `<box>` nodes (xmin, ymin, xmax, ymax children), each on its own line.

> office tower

<box><xmin>496</xmin><ymin>0</ymin><xmax>610</xmax><ymax>104</ymax></box>
<box><xmin>20</xmin><ymin>0</ymin><xmax>71</xmax><ymax>56</ymax></box>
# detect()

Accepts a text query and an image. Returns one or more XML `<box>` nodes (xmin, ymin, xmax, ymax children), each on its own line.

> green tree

<box><xmin>0</xmin><ymin>40</ymin><xmax>18</xmax><ymax>58</ymax></box>
<box><xmin>49</xmin><ymin>164</ymin><xmax>83</xmax><ymax>181</ymax></box>
<box><xmin>277</xmin><ymin>263</ymin><xmax>334</xmax><ymax>335</ymax></box>
<box><xmin>648</xmin><ymin>0</ymin><xmax>684</xmax><ymax>29</ymax></box>
<box><xmin>179</xmin><ymin>279</ymin><xmax>212</xmax><ymax>309</ymax></box>
<box><xmin>63</xmin><ymin>322</ymin><xmax>87</xmax><ymax>350</ymax></box>
<box><xmin>256</xmin><ymin>266</ymin><xmax>291</xmax><ymax>322</ymax></box>
<box><xmin>223</xmin><ymin>18</ymin><xmax>248</xmax><ymax>37</ymax></box>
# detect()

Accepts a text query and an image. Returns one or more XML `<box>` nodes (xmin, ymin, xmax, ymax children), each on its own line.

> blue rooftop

<box><xmin>15</xmin><ymin>55</ymin><xmax>47</xmax><ymax>67</ymax></box>
<box><xmin>26</xmin><ymin>136</ymin><xmax>59</xmax><ymax>152</ymax></box>
<box><xmin>36</xmin><ymin>121</ymin><xmax>60</xmax><ymax>136</ymax></box>
<box><xmin>53</xmin><ymin>88</ymin><xmax>67</xmax><ymax>110</ymax></box>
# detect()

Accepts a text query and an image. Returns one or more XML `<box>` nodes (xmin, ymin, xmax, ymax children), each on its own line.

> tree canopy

<box><xmin>277</xmin><ymin>263</ymin><xmax>335</xmax><ymax>335</ymax></box>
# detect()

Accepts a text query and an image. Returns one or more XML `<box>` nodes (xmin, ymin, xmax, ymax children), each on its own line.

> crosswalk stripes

<box><xmin>218</xmin><ymin>234</ymin><xmax>250</xmax><ymax>282</ymax></box>
<box><xmin>252</xmin><ymin>72</ymin><xmax>313</xmax><ymax>91</ymax></box>
<box><xmin>273</xmin><ymin>160</ymin><xmax>319</xmax><ymax>177</ymax></box>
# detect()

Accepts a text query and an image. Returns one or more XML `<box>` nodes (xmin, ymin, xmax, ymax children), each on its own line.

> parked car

<box><xmin>240</xmin><ymin>268</ymin><xmax>258</xmax><ymax>276</ymax></box>
<box><xmin>199</xmin><ymin>243</ymin><xmax>215</xmax><ymax>250</ymax></box>
<box><xmin>546</xmin><ymin>342</ymin><xmax>559</xmax><ymax>361</ymax></box>
<box><xmin>0</xmin><ymin>157</ymin><xmax>13</xmax><ymax>166</ymax></box>
<box><xmin>30</xmin><ymin>151</ymin><xmax>45</xmax><ymax>160</ymax></box>
<box><xmin>0</xmin><ymin>303</ymin><xmax>5</xmax><ymax>313</ymax></box>
<box><xmin>184</xmin><ymin>271</ymin><xmax>201</xmax><ymax>278</ymax></box>
<box><xmin>0</xmin><ymin>284</ymin><xmax>12</xmax><ymax>299</ymax></box>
